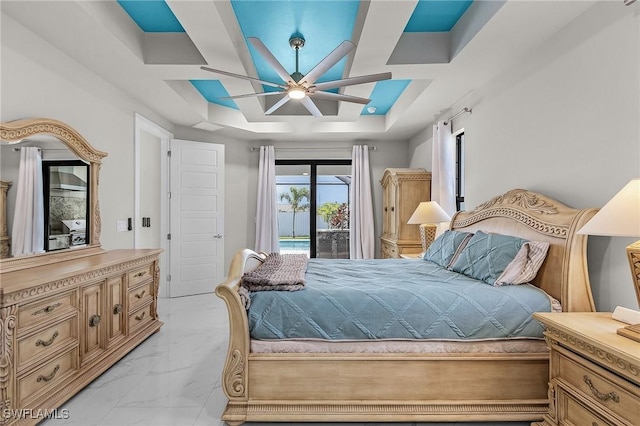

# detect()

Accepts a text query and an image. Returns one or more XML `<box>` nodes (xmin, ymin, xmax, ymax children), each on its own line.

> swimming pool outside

<box><xmin>279</xmin><ymin>239</ymin><xmax>310</xmax><ymax>256</ymax></box>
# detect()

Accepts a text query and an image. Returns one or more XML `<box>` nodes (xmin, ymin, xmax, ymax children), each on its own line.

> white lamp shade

<box><xmin>407</xmin><ymin>201</ymin><xmax>451</xmax><ymax>225</ymax></box>
<box><xmin>577</xmin><ymin>178</ymin><xmax>640</xmax><ymax>237</ymax></box>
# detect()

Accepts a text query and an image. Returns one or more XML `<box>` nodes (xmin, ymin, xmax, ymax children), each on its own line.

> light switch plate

<box><xmin>116</xmin><ymin>220</ymin><xmax>128</xmax><ymax>232</ymax></box>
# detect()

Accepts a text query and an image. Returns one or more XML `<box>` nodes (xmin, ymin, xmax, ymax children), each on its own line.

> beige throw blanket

<box><xmin>241</xmin><ymin>253</ymin><xmax>308</xmax><ymax>292</ymax></box>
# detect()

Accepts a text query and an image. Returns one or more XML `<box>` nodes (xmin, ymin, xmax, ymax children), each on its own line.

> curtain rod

<box><xmin>250</xmin><ymin>146</ymin><xmax>376</xmax><ymax>152</ymax></box>
<box><xmin>443</xmin><ymin>107</ymin><xmax>472</xmax><ymax>125</ymax></box>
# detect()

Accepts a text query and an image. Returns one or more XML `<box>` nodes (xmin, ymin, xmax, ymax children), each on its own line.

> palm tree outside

<box><xmin>279</xmin><ymin>186</ymin><xmax>310</xmax><ymax>238</ymax></box>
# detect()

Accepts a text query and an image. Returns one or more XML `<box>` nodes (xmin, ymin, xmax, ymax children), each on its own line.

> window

<box><xmin>276</xmin><ymin>159</ymin><xmax>351</xmax><ymax>258</ymax></box>
<box><xmin>455</xmin><ymin>132</ymin><xmax>465</xmax><ymax>211</ymax></box>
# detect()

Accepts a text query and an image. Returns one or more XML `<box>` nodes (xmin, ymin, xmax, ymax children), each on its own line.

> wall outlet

<box><xmin>116</xmin><ymin>220</ymin><xmax>128</xmax><ymax>232</ymax></box>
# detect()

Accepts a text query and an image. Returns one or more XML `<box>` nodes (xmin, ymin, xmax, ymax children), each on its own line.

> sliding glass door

<box><xmin>276</xmin><ymin>160</ymin><xmax>351</xmax><ymax>258</ymax></box>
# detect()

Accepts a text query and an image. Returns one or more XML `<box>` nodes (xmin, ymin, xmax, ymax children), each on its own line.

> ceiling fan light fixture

<box><xmin>288</xmin><ymin>87</ymin><xmax>306</xmax><ymax>99</ymax></box>
<box><xmin>367</xmin><ymin>106</ymin><xmax>377</xmax><ymax>114</ymax></box>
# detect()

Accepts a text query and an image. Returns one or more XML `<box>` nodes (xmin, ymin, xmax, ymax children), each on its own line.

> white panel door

<box><xmin>169</xmin><ymin>139</ymin><xmax>224</xmax><ymax>297</ymax></box>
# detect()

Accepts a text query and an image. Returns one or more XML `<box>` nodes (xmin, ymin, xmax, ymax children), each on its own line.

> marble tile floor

<box><xmin>43</xmin><ymin>294</ymin><xmax>530</xmax><ymax>426</ymax></box>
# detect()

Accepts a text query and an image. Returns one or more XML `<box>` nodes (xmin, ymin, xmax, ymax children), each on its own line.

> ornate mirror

<box><xmin>0</xmin><ymin>118</ymin><xmax>107</xmax><ymax>271</ymax></box>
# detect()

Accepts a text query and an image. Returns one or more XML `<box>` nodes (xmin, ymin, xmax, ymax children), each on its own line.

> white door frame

<box><xmin>134</xmin><ymin>113</ymin><xmax>173</xmax><ymax>298</ymax></box>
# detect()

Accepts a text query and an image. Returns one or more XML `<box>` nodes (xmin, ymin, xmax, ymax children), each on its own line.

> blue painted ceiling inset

<box><xmin>190</xmin><ymin>80</ymin><xmax>239</xmax><ymax>110</ymax></box>
<box><xmin>117</xmin><ymin>0</ymin><xmax>184</xmax><ymax>32</ymax></box>
<box><xmin>362</xmin><ymin>80</ymin><xmax>412</xmax><ymax>115</ymax></box>
<box><xmin>230</xmin><ymin>1</ymin><xmax>360</xmax><ymax>93</ymax></box>
<box><xmin>405</xmin><ymin>0</ymin><xmax>473</xmax><ymax>32</ymax></box>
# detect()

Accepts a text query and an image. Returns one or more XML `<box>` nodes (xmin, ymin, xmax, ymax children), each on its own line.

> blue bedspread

<box><xmin>247</xmin><ymin>259</ymin><xmax>552</xmax><ymax>341</ymax></box>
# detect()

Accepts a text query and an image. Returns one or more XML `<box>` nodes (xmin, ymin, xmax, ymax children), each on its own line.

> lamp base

<box><xmin>627</xmin><ymin>240</ymin><xmax>640</xmax><ymax>307</ymax></box>
<box><xmin>419</xmin><ymin>224</ymin><xmax>438</xmax><ymax>252</ymax></box>
<box><xmin>617</xmin><ymin>240</ymin><xmax>640</xmax><ymax>342</ymax></box>
<box><xmin>617</xmin><ymin>323</ymin><xmax>640</xmax><ymax>343</ymax></box>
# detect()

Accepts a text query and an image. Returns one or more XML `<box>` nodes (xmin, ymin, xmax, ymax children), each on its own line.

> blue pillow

<box><xmin>450</xmin><ymin>231</ymin><xmax>549</xmax><ymax>285</ymax></box>
<box><xmin>423</xmin><ymin>230</ymin><xmax>473</xmax><ymax>268</ymax></box>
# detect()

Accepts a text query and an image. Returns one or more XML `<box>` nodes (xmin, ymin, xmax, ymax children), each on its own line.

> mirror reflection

<box><xmin>0</xmin><ymin>137</ymin><xmax>88</xmax><ymax>257</ymax></box>
<box><xmin>43</xmin><ymin>160</ymin><xmax>89</xmax><ymax>251</ymax></box>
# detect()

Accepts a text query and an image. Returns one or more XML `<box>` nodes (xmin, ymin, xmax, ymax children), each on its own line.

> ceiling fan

<box><xmin>200</xmin><ymin>36</ymin><xmax>391</xmax><ymax>117</ymax></box>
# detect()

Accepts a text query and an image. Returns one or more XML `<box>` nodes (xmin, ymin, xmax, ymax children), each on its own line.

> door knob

<box><xmin>213</xmin><ymin>234</ymin><xmax>224</xmax><ymax>239</ymax></box>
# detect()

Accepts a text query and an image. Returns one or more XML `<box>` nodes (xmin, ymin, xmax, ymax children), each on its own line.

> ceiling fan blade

<box><xmin>219</xmin><ymin>91</ymin><xmax>286</xmax><ymax>100</ymax></box>
<box><xmin>248</xmin><ymin>37</ymin><xmax>294</xmax><ymax>85</ymax></box>
<box><xmin>301</xmin><ymin>40</ymin><xmax>355</xmax><ymax>87</ymax></box>
<box><xmin>265</xmin><ymin>95</ymin><xmax>291</xmax><ymax>115</ymax></box>
<box><xmin>311</xmin><ymin>72</ymin><xmax>392</xmax><ymax>91</ymax></box>
<box><xmin>200</xmin><ymin>66</ymin><xmax>287</xmax><ymax>89</ymax></box>
<box><xmin>300</xmin><ymin>97</ymin><xmax>323</xmax><ymax>117</ymax></box>
<box><xmin>308</xmin><ymin>91</ymin><xmax>370</xmax><ymax>105</ymax></box>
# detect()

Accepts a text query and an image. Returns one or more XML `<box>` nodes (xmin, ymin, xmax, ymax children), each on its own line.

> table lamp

<box><xmin>577</xmin><ymin>178</ymin><xmax>640</xmax><ymax>342</ymax></box>
<box><xmin>407</xmin><ymin>201</ymin><xmax>451</xmax><ymax>252</ymax></box>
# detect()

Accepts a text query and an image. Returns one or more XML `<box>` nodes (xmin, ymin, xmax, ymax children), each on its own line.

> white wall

<box><xmin>409</xmin><ymin>3</ymin><xmax>640</xmax><ymax>312</ymax></box>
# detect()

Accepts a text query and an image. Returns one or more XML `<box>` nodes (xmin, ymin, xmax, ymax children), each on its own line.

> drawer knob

<box><xmin>37</xmin><ymin>364</ymin><xmax>60</xmax><ymax>383</ymax></box>
<box><xmin>134</xmin><ymin>271</ymin><xmax>146</xmax><ymax>278</ymax></box>
<box><xmin>89</xmin><ymin>314</ymin><xmax>101</xmax><ymax>327</ymax></box>
<box><xmin>135</xmin><ymin>311</ymin><xmax>146</xmax><ymax>321</ymax></box>
<box><xmin>135</xmin><ymin>290</ymin><xmax>146</xmax><ymax>299</ymax></box>
<box><xmin>583</xmin><ymin>375</ymin><xmax>620</xmax><ymax>403</ymax></box>
<box><xmin>113</xmin><ymin>304</ymin><xmax>123</xmax><ymax>314</ymax></box>
<box><xmin>32</xmin><ymin>302</ymin><xmax>62</xmax><ymax>316</ymax></box>
<box><xmin>35</xmin><ymin>330</ymin><xmax>59</xmax><ymax>347</ymax></box>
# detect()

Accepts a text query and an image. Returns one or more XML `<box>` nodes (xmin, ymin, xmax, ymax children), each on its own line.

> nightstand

<box><xmin>533</xmin><ymin>312</ymin><xmax>640</xmax><ymax>426</ymax></box>
<box><xmin>400</xmin><ymin>253</ymin><xmax>423</xmax><ymax>259</ymax></box>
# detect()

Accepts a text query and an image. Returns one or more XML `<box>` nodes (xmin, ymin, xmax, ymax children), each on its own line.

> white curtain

<box><xmin>11</xmin><ymin>147</ymin><xmax>45</xmax><ymax>256</ymax></box>
<box><xmin>255</xmin><ymin>146</ymin><xmax>280</xmax><ymax>253</ymax></box>
<box><xmin>349</xmin><ymin>145</ymin><xmax>375</xmax><ymax>259</ymax></box>
<box><xmin>431</xmin><ymin>120</ymin><xmax>456</xmax><ymax>216</ymax></box>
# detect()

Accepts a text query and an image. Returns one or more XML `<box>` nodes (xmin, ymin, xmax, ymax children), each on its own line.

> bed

<box><xmin>215</xmin><ymin>189</ymin><xmax>597</xmax><ymax>425</ymax></box>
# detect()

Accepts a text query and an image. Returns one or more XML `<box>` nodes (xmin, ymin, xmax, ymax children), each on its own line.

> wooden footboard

<box><xmin>215</xmin><ymin>190</ymin><xmax>596</xmax><ymax>425</ymax></box>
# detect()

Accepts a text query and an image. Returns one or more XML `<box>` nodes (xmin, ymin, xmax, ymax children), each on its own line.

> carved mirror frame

<box><xmin>0</xmin><ymin>118</ymin><xmax>107</xmax><ymax>272</ymax></box>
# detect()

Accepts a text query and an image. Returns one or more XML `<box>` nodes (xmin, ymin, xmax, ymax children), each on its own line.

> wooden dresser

<box><xmin>0</xmin><ymin>248</ymin><xmax>163</xmax><ymax>425</ymax></box>
<box><xmin>380</xmin><ymin>168</ymin><xmax>431</xmax><ymax>258</ymax></box>
<box><xmin>533</xmin><ymin>312</ymin><xmax>640</xmax><ymax>426</ymax></box>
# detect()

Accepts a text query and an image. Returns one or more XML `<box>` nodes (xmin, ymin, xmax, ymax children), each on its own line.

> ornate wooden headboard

<box><xmin>451</xmin><ymin>189</ymin><xmax>597</xmax><ymax>312</ymax></box>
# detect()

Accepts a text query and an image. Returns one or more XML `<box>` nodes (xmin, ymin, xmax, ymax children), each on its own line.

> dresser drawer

<box><xmin>128</xmin><ymin>302</ymin><xmax>153</xmax><ymax>334</ymax></box>
<box><xmin>127</xmin><ymin>263</ymin><xmax>154</xmax><ymax>287</ymax></box>
<box><xmin>556</xmin><ymin>350</ymin><xmax>639</xmax><ymax>424</ymax></box>
<box><xmin>16</xmin><ymin>315</ymin><xmax>78</xmax><ymax>372</ymax></box>
<box><xmin>17</xmin><ymin>347</ymin><xmax>79</xmax><ymax>406</ymax></box>
<box><xmin>18</xmin><ymin>290</ymin><xmax>77</xmax><ymax>332</ymax></box>
<box><xmin>128</xmin><ymin>280</ymin><xmax>153</xmax><ymax>311</ymax></box>
<box><xmin>557</xmin><ymin>387</ymin><xmax>618</xmax><ymax>426</ymax></box>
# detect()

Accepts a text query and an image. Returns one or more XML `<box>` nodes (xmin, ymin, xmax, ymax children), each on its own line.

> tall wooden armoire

<box><xmin>380</xmin><ymin>168</ymin><xmax>431</xmax><ymax>258</ymax></box>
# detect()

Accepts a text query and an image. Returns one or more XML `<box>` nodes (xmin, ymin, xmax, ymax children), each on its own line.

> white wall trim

<box><xmin>134</xmin><ymin>113</ymin><xmax>173</xmax><ymax>298</ymax></box>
